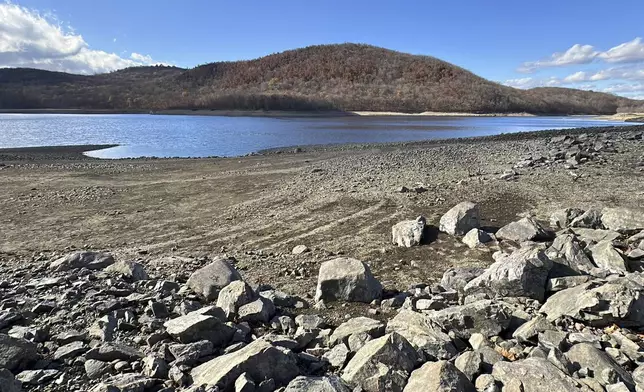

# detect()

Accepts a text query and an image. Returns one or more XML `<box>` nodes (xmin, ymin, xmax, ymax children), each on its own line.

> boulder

<box><xmin>463</xmin><ymin>245</ymin><xmax>553</xmax><ymax>302</ymax></box>
<box><xmin>550</xmin><ymin>208</ymin><xmax>584</xmax><ymax>229</ymax></box>
<box><xmin>439</xmin><ymin>202</ymin><xmax>481</xmax><ymax>236</ymax></box>
<box><xmin>0</xmin><ymin>334</ymin><xmax>38</xmax><ymax>371</ymax></box>
<box><xmin>169</xmin><ymin>340</ymin><xmax>214</xmax><ymax>366</ymax></box>
<box><xmin>238</xmin><ymin>297</ymin><xmax>276</xmax><ymax>324</ymax></box>
<box><xmin>546</xmin><ymin>275</ymin><xmax>593</xmax><ymax>292</ymax></box>
<box><xmin>84</xmin><ymin>359</ymin><xmax>111</xmax><ymax>380</ymax></box>
<box><xmin>462</xmin><ymin>229</ymin><xmax>492</xmax><ymax>249</ymax></box>
<box><xmin>163</xmin><ymin>312</ymin><xmax>234</xmax><ymax>345</ymax></box>
<box><xmin>53</xmin><ymin>341</ymin><xmax>87</xmax><ymax>361</ymax></box>
<box><xmin>440</xmin><ymin>267</ymin><xmax>485</xmax><ymax>292</ymax></box>
<box><xmin>292</xmin><ymin>245</ymin><xmax>310</xmax><ymax>255</ymax></box>
<box><xmin>540</xmin><ymin>278</ymin><xmax>644</xmax><ymax>327</ymax></box>
<box><xmin>284</xmin><ymin>375</ymin><xmax>349</xmax><ymax>392</ymax></box>
<box><xmin>15</xmin><ymin>369</ymin><xmax>59</xmax><ymax>385</ymax></box>
<box><xmin>491</xmin><ymin>358</ymin><xmax>581</xmax><ymax>392</ymax></box>
<box><xmin>49</xmin><ymin>251</ymin><xmax>114</xmax><ymax>271</ymax></box>
<box><xmin>89</xmin><ymin>374</ymin><xmax>155</xmax><ymax>392</ymax></box>
<box><xmin>566</xmin><ymin>343</ymin><xmax>634</xmax><ymax>389</ymax></box>
<box><xmin>341</xmin><ymin>333</ymin><xmax>418</xmax><ymax>392</ymax></box>
<box><xmin>0</xmin><ymin>369</ymin><xmax>21</xmax><ymax>392</ymax></box>
<box><xmin>392</xmin><ymin>216</ymin><xmax>426</xmax><ymax>247</ymax></box>
<box><xmin>569</xmin><ymin>209</ymin><xmax>604</xmax><ymax>229</ymax></box>
<box><xmin>403</xmin><ymin>360</ymin><xmax>475</xmax><ymax>392</ymax></box>
<box><xmin>191</xmin><ymin>339</ymin><xmax>300</xmax><ymax>389</ymax></box>
<box><xmin>329</xmin><ymin>317</ymin><xmax>385</xmax><ymax>347</ymax></box>
<box><xmin>85</xmin><ymin>343</ymin><xmax>143</xmax><ymax>362</ymax></box>
<box><xmin>548</xmin><ymin>234</ymin><xmax>596</xmax><ymax>275</ymax></box>
<box><xmin>104</xmin><ymin>260</ymin><xmax>148</xmax><ymax>281</ymax></box>
<box><xmin>385</xmin><ymin>310</ymin><xmax>457</xmax><ymax>360</ymax></box>
<box><xmin>323</xmin><ymin>344</ymin><xmax>350</xmax><ymax>369</ymax></box>
<box><xmin>495</xmin><ymin>217</ymin><xmax>552</xmax><ymax>243</ymax></box>
<box><xmin>428</xmin><ymin>300</ymin><xmax>512</xmax><ymax>339</ymax></box>
<box><xmin>602</xmin><ymin>207</ymin><xmax>644</xmax><ymax>233</ymax></box>
<box><xmin>512</xmin><ymin>315</ymin><xmax>555</xmax><ymax>343</ymax></box>
<box><xmin>186</xmin><ymin>257</ymin><xmax>243</xmax><ymax>301</ymax></box>
<box><xmin>571</xmin><ymin>228</ymin><xmax>621</xmax><ymax>243</ymax></box>
<box><xmin>234</xmin><ymin>373</ymin><xmax>255</xmax><ymax>392</ymax></box>
<box><xmin>589</xmin><ymin>240</ymin><xmax>628</xmax><ymax>274</ymax></box>
<box><xmin>455</xmin><ymin>351</ymin><xmax>483</xmax><ymax>381</ymax></box>
<box><xmin>315</xmin><ymin>258</ymin><xmax>382</xmax><ymax>303</ymax></box>
<box><xmin>216</xmin><ymin>281</ymin><xmax>255</xmax><ymax>320</ymax></box>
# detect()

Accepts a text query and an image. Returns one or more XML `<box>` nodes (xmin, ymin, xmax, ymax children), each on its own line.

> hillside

<box><xmin>0</xmin><ymin>43</ymin><xmax>641</xmax><ymax>114</ymax></box>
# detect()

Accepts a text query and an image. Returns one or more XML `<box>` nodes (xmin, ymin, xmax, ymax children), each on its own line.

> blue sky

<box><xmin>2</xmin><ymin>0</ymin><xmax>644</xmax><ymax>98</ymax></box>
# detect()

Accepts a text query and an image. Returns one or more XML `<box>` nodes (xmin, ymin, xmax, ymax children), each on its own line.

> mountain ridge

<box><xmin>1</xmin><ymin>43</ymin><xmax>642</xmax><ymax>114</ymax></box>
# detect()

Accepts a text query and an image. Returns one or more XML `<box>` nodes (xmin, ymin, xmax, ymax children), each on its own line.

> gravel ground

<box><xmin>1</xmin><ymin>125</ymin><xmax>643</xmax><ymax>323</ymax></box>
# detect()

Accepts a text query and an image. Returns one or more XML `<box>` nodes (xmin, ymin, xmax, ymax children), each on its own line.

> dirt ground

<box><xmin>1</xmin><ymin>125</ymin><xmax>643</xmax><ymax>322</ymax></box>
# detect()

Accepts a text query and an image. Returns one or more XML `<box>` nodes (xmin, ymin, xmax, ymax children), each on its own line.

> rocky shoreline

<box><xmin>1</xmin><ymin>126</ymin><xmax>644</xmax><ymax>391</ymax></box>
<box><xmin>1</xmin><ymin>199</ymin><xmax>644</xmax><ymax>392</ymax></box>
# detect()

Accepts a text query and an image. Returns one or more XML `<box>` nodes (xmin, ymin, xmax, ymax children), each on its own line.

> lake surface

<box><xmin>0</xmin><ymin>113</ymin><xmax>633</xmax><ymax>158</ymax></box>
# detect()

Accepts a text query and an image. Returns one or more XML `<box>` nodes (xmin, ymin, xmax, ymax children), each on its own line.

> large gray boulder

<box><xmin>329</xmin><ymin>317</ymin><xmax>385</xmax><ymax>347</ymax></box>
<box><xmin>315</xmin><ymin>258</ymin><xmax>382</xmax><ymax>303</ymax></box>
<box><xmin>104</xmin><ymin>260</ymin><xmax>148</xmax><ymax>281</ymax></box>
<box><xmin>548</xmin><ymin>234</ymin><xmax>596</xmax><ymax>275</ymax></box>
<box><xmin>186</xmin><ymin>257</ymin><xmax>243</xmax><ymax>301</ymax></box>
<box><xmin>163</xmin><ymin>312</ymin><xmax>234</xmax><ymax>345</ymax></box>
<box><xmin>0</xmin><ymin>369</ymin><xmax>21</xmax><ymax>392</ymax></box>
<box><xmin>602</xmin><ymin>207</ymin><xmax>644</xmax><ymax>233</ymax></box>
<box><xmin>491</xmin><ymin>358</ymin><xmax>581</xmax><ymax>392</ymax></box>
<box><xmin>191</xmin><ymin>339</ymin><xmax>299</xmax><ymax>389</ymax></box>
<box><xmin>566</xmin><ymin>343</ymin><xmax>634</xmax><ymax>389</ymax></box>
<box><xmin>385</xmin><ymin>310</ymin><xmax>457</xmax><ymax>360</ymax></box>
<box><xmin>284</xmin><ymin>376</ymin><xmax>349</xmax><ymax>392</ymax></box>
<box><xmin>569</xmin><ymin>209</ymin><xmax>604</xmax><ymax>229</ymax></box>
<box><xmin>441</xmin><ymin>267</ymin><xmax>485</xmax><ymax>292</ymax></box>
<box><xmin>341</xmin><ymin>333</ymin><xmax>418</xmax><ymax>392</ymax></box>
<box><xmin>462</xmin><ymin>229</ymin><xmax>492</xmax><ymax>249</ymax></box>
<box><xmin>0</xmin><ymin>334</ymin><xmax>38</xmax><ymax>371</ymax></box>
<box><xmin>216</xmin><ymin>281</ymin><xmax>255</xmax><ymax>320</ymax></box>
<box><xmin>540</xmin><ymin>278</ymin><xmax>644</xmax><ymax>327</ymax></box>
<box><xmin>589</xmin><ymin>240</ymin><xmax>628</xmax><ymax>274</ymax></box>
<box><xmin>428</xmin><ymin>300</ymin><xmax>512</xmax><ymax>339</ymax></box>
<box><xmin>392</xmin><ymin>216</ymin><xmax>426</xmax><ymax>247</ymax></box>
<box><xmin>439</xmin><ymin>202</ymin><xmax>481</xmax><ymax>236</ymax></box>
<box><xmin>495</xmin><ymin>217</ymin><xmax>552</xmax><ymax>243</ymax></box>
<box><xmin>463</xmin><ymin>245</ymin><xmax>553</xmax><ymax>302</ymax></box>
<box><xmin>403</xmin><ymin>360</ymin><xmax>475</xmax><ymax>392</ymax></box>
<box><xmin>238</xmin><ymin>297</ymin><xmax>276</xmax><ymax>324</ymax></box>
<box><xmin>49</xmin><ymin>251</ymin><xmax>114</xmax><ymax>271</ymax></box>
<box><xmin>512</xmin><ymin>315</ymin><xmax>556</xmax><ymax>343</ymax></box>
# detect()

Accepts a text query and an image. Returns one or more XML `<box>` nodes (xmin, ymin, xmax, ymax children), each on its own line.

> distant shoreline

<box><xmin>0</xmin><ymin>108</ymin><xmax>630</xmax><ymax>120</ymax></box>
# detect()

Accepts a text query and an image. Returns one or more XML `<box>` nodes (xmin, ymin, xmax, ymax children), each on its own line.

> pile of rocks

<box><xmin>1</xmin><ymin>202</ymin><xmax>644</xmax><ymax>392</ymax></box>
<box><xmin>502</xmin><ymin>131</ymin><xmax>644</xmax><ymax>180</ymax></box>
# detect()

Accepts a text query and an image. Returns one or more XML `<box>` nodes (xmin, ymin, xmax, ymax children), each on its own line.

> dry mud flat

<box><xmin>0</xmin><ymin>125</ymin><xmax>643</xmax><ymax>391</ymax></box>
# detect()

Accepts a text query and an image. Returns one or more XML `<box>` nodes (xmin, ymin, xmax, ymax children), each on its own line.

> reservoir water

<box><xmin>0</xmin><ymin>113</ymin><xmax>632</xmax><ymax>158</ymax></box>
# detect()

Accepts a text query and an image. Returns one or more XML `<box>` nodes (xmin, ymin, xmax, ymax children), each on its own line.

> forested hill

<box><xmin>1</xmin><ymin>44</ymin><xmax>641</xmax><ymax>114</ymax></box>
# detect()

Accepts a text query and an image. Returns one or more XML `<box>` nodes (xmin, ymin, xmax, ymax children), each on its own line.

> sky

<box><xmin>2</xmin><ymin>0</ymin><xmax>644</xmax><ymax>99</ymax></box>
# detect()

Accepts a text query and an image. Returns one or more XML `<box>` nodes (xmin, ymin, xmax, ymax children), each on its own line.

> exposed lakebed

<box><xmin>0</xmin><ymin>113</ymin><xmax>633</xmax><ymax>158</ymax></box>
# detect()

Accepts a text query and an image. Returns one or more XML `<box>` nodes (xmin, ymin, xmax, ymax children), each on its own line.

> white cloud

<box><xmin>504</xmin><ymin>76</ymin><xmax>561</xmax><ymax>89</ymax></box>
<box><xmin>600</xmin><ymin>82</ymin><xmax>644</xmax><ymax>94</ymax></box>
<box><xmin>0</xmin><ymin>3</ymin><xmax>169</xmax><ymax>74</ymax></box>
<box><xmin>519</xmin><ymin>44</ymin><xmax>598</xmax><ymax>73</ymax></box>
<box><xmin>599</xmin><ymin>37</ymin><xmax>644</xmax><ymax>63</ymax></box>
<box><xmin>563</xmin><ymin>71</ymin><xmax>588</xmax><ymax>83</ymax></box>
<box><xmin>519</xmin><ymin>37</ymin><xmax>644</xmax><ymax>73</ymax></box>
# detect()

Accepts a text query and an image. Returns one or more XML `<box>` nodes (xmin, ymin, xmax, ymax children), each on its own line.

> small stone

<box><xmin>292</xmin><ymin>245</ymin><xmax>310</xmax><ymax>255</ymax></box>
